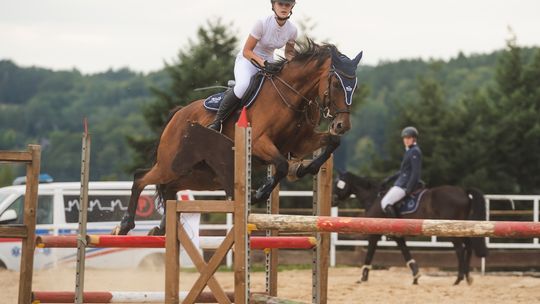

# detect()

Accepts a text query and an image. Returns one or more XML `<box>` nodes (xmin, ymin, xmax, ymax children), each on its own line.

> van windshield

<box><xmin>0</xmin><ymin>189</ymin><xmax>16</xmax><ymax>205</ymax></box>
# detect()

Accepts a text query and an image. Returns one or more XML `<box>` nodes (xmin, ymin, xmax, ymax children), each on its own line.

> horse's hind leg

<box><xmin>395</xmin><ymin>237</ymin><xmax>420</xmax><ymax>284</ymax></box>
<box><xmin>147</xmin><ymin>184</ymin><xmax>177</xmax><ymax>236</ymax></box>
<box><xmin>113</xmin><ymin>168</ymin><xmax>150</xmax><ymax>235</ymax></box>
<box><xmin>464</xmin><ymin>238</ymin><xmax>474</xmax><ymax>285</ymax></box>
<box><xmin>357</xmin><ymin>235</ymin><xmax>380</xmax><ymax>283</ymax></box>
<box><xmin>252</xmin><ymin>138</ymin><xmax>289</xmax><ymax>202</ymax></box>
<box><xmin>452</xmin><ymin>239</ymin><xmax>466</xmax><ymax>285</ymax></box>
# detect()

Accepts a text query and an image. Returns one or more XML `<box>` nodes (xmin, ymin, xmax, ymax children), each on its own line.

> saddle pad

<box><xmin>399</xmin><ymin>189</ymin><xmax>427</xmax><ymax>215</ymax></box>
<box><xmin>203</xmin><ymin>73</ymin><xmax>265</xmax><ymax>112</ymax></box>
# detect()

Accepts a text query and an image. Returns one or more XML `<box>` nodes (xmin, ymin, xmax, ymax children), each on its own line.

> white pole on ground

<box><xmin>75</xmin><ymin>119</ymin><xmax>91</xmax><ymax>304</ymax></box>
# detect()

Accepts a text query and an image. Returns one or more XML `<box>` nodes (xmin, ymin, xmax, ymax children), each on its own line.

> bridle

<box><xmin>265</xmin><ymin>64</ymin><xmax>352</xmax><ymax>123</ymax></box>
<box><xmin>321</xmin><ymin>68</ymin><xmax>354</xmax><ymax>118</ymax></box>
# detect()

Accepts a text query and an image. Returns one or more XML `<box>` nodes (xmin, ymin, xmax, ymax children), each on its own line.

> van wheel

<box><xmin>139</xmin><ymin>253</ymin><xmax>164</xmax><ymax>270</ymax></box>
<box><xmin>0</xmin><ymin>260</ymin><xmax>6</xmax><ymax>269</ymax></box>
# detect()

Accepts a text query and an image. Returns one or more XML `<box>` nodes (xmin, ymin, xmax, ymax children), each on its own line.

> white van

<box><xmin>0</xmin><ymin>182</ymin><xmax>197</xmax><ymax>270</ymax></box>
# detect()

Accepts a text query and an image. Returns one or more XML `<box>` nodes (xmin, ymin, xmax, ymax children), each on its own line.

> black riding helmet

<box><xmin>271</xmin><ymin>0</ymin><xmax>296</xmax><ymax>21</ymax></box>
<box><xmin>401</xmin><ymin>126</ymin><xmax>419</xmax><ymax>138</ymax></box>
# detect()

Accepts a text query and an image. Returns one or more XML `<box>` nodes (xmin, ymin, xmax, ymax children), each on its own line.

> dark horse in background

<box><xmin>333</xmin><ymin>171</ymin><xmax>488</xmax><ymax>285</ymax></box>
<box><xmin>114</xmin><ymin>40</ymin><xmax>363</xmax><ymax>236</ymax></box>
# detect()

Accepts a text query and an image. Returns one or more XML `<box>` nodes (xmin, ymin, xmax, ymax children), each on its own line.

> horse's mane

<box><xmin>343</xmin><ymin>171</ymin><xmax>379</xmax><ymax>190</ymax></box>
<box><xmin>274</xmin><ymin>38</ymin><xmax>337</xmax><ymax>69</ymax></box>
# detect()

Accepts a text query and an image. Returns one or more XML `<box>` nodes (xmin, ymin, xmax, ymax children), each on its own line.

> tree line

<box><xmin>0</xmin><ymin>20</ymin><xmax>538</xmax><ymax>195</ymax></box>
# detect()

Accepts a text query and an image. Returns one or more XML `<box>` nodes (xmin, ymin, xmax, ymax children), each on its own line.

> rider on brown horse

<box><xmin>380</xmin><ymin>126</ymin><xmax>422</xmax><ymax>217</ymax></box>
<box><xmin>208</xmin><ymin>0</ymin><xmax>298</xmax><ymax>131</ymax></box>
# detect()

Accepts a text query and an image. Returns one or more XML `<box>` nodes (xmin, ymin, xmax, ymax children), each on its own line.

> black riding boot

<box><xmin>384</xmin><ymin>205</ymin><xmax>399</xmax><ymax>218</ymax></box>
<box><xmin>207</xmin><ymin>90</ymin><xmax>241</xmax><ymax>132</ymax></box>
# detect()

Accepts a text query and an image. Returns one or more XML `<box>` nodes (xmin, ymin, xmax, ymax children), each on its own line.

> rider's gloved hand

<box><xmin>263</xmin><ymin>60</ymin><xmax>282</xmax><ymax>74</ymax></box>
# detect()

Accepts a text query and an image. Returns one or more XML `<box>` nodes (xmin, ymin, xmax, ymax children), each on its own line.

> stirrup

<box><xmin>384</xmin><ymin>205</ymin><xmax>398</xmax><ymax>218</ymax></box>
<box><xmin>207</xmin><ymin>121</ymin><xmax>223</xmax><ymax>133</ymax></box>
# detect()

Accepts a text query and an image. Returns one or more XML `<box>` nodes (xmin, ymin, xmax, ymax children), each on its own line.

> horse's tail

<box><xmin>155</xmin><ymin>183</ymin><xmax>166</xmax><ymax>209</ymax></box>
<box><xmin>466</xmin><ymin>188</ymin><xmax>489</xmax><ymax>258</ymax></box>
<box><xmin>149</xmin><ymin>105</ymin><xmax>184</xmax><ymax>164</ymax></box>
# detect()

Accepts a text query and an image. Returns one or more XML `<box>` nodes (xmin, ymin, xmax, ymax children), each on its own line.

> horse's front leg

<box><xmin>395</xmin><ymin>237</ymin><xmax>421</xmax><ymax>284</ymax></box>
<box><xmin>294</xmin><ymin>132</ymin><xmax>341</xmax><ymax>178</ymax></box>
<box><xmin>113</xmin><ymin>168</ymin><xmax>149</xmax><ymax>235</ymax></box>
<box><xmin>253</xmin><ymin>138</ymin><xmax>289</xmax><ymax>203</ymax></box>
<box><xmin>357</xmin><ymin>234</ymin><xmax>380</xmax><ymax>283</ymax></box>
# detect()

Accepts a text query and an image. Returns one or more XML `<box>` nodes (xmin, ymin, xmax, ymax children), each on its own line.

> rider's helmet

<box><xmin>270</xmin><ymin>0</ymin><xmax>296</xmax><ymax>4</ymax></box>
<box><xmin>401</xmin><ymin>126</ymin><xmax>419</xmax><ymax>138</ymax></box>
<box><xmin>271</xmin><ymin>0</ymin><xmax>296</xmax><ymax>20</ymax></box>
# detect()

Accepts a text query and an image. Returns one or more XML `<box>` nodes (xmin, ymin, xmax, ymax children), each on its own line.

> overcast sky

<box><xmin>1</xmin><ymin>0</ymin><xmax>539</xmax><ymax>74</ymax></box>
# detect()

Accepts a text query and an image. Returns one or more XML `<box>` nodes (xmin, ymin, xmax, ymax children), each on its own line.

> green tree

<box><xmin>126</xmin><ymin>19</ymin><xmax>238</xmax><ymax>172</ymax></box>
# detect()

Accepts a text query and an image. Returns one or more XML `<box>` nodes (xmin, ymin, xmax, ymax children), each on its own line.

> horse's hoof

<box><xmin>355</xmin><ymin>278</ymin><xmax>367</xmax><ymax>284</ymax></box>
<box><xmin>286</xmin><ymin>162</ymin><xmax>302</xmax><ymax>182</ymax></box>
<box><xmin>466</xmin><ymin>275</ymin><xmax>473</xmax><ymax>285</ymax></box>
<box><xmin>413</xmin><ymin>278</ymin><xmax>419</xmax><ymax>285</ymax></box>
<box><xmin>147</xmin><ymin>226</ymin><xmax>164</xmax><ymax>236</ymax></box>
<box><xmin>254</xmin><ymin>190</ymin><xmax>270</xmax><ymax>203</ymax></box>
<box><xmin>111</xmin><ymin>226</ymin><xmax>121</xmax><ymax>235</ymax></box>
<box><xmin>453</xmin><ymin>277</ymin><xmax>463</xmax><ymax>285</ymax></box>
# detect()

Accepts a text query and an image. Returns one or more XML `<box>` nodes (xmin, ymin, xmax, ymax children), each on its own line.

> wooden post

<box><xmin>315</xmin><ymin>155</ymin><xmax>332</xmax><ymax>304</ymax></box>
<box><xmin>18</xmin><ymin>144</ymin><xmax>41</xmax><ymax>304</ymax></box>
<box><xmin>234</xmin><ymin>124</ymin><xmax>249</xmax><ymax>304</ymax></box>
<box><xmin>165</xmin><ymin>200</ymin><xmax>179</xmax><ymax>304</ymax></box>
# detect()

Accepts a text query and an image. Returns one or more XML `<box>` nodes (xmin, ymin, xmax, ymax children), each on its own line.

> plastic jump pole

<box><xmin>35</xmin><ymin>235</ymin><xmax>317</xmax><ymax>250</ymax></box>
<box><xmin>32</xmin><ymin>291</ymin><xmax>234</xmax><ymax>303</ymax></box>
<box><xmin>248</xmin><ymin>214</ymin><xmax>540</xmax><ymax>238</ymax></box>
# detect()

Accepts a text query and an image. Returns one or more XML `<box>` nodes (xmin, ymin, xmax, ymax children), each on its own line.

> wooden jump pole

<box><xmin>0</xmin><ymin>144</ymin><xmax>41</xmax><ymax>304</ymax></box>
<box><xmin>248</xmin><ymin>215</ymin><xmax>540</xmax><ymax>238</ymax></box>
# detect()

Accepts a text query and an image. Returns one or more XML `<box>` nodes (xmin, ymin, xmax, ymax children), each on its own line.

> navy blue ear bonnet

<box><xmin>330</xmin><ymin>47</ymin><xmax>363</xmax><ymax>106</ymax></box>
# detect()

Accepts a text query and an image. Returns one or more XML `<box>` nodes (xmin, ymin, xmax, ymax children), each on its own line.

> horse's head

<box><xmin>334</xmin><ymin>171</ymin><xmax>354</xmax><ymax>201</ymax></box>
<box><xmin>319</xmin><ymin>46</ymin><xmax>363</xmax><ymax>135</ymax></box>
<box><xmin>333</xmin><ymin>171</ymin><xmax>378</xmax><ymax>207</ymax></box>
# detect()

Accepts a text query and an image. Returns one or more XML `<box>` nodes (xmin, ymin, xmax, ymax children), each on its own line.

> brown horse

<box><xmin>115</xmin><ymin>40</ymin><xmax>363</xmax><ymax>235</ymax></box>
<box><xmin>333</xmin><ymin>171</ymin><xmax>488</xmax><ymax>285</ymax></box>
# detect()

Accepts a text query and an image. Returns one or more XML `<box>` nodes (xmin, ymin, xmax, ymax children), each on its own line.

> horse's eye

<box><xmin>336</xmin><ymin>180</ymin><xmax>346</xmax><ymax>189</ymax></box>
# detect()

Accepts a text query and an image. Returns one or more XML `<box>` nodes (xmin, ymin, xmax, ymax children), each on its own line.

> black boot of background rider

<box><xmin>207</xmin><ymin>90</ymin><xmax>241</xmax><ymax>132</ymax></box>
<box><xmin>384</xmin><ymin>204</ymin><xmax>399</xmax><ymax>218</ymax></box>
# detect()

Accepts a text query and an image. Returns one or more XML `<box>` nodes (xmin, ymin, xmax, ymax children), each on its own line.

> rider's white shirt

<box><xmin>247</xmin><ymin>15</ymin><xmax>298</xmax><ymax>62</ymax></box>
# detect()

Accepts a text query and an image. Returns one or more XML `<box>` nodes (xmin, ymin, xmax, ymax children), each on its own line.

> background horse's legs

<box><xmin>451</xmin><ymin>239</ymin><xmax>466</xmax><ymax>285</ymax></box>
<box><xmin>358</xmin><ymin>235</ymin><xmax>381</xmax><ymax>283</ymax></box>
<box><xmin>114</xmin><ymin>168</ymin><xmax>149</xmax><ymax>235</ymax></box>
<box><xmin>395</xmin><ymin>237</ymin><xmax>420</xmax><ymax>285</ymax></box>
<box><xmin>463</xmin><ymin>238</ymin><xmax>474</xmax><ymax>285</ymax></box>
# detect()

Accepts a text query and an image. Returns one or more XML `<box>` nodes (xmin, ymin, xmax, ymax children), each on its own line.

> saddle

<box><xmin>203</xmin><ymin>72</ymin><xmax>266</xmax><ymax>112</ymax></box>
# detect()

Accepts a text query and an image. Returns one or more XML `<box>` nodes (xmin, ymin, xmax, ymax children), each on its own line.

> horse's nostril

<box><xmin>336</xmin><ymin>122</ymin><xmax>343</xmax><ymax>130</ymax></box>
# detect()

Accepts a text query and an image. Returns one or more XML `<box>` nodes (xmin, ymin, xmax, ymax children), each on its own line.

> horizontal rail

<box><xmin>35</xmin><ymin>235</ymin><xmax>317</xmax><ymax>250</ymax></box>
<box><xmin>0</xmin><ymin>225</ymin><xmax>28</xmax><ymax>238</ymax></box>
<box><xmin>32</xmin><ymin>291</ymin><xmax>234</xmax><ymax>303</ymax></box>
<box><xmin>249</xmin><ymin>214</ymin><xmax>540</xmax><ymax>238</ymax></box>
<box><xmin>0</xmin><ymin>151</ymin><xmax>33</xmax><ymax>163</ymax></box>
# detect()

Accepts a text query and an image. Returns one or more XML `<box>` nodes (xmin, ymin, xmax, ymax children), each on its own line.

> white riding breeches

<box><xmin>381</xmin><ymin>186</ymin><xmax>406</xmax><ymax>209</ymax></box>
<box><xmin>233</xmin><ymin>54</ymin><xmax>260</xmax><ymax>99</ymax></box>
